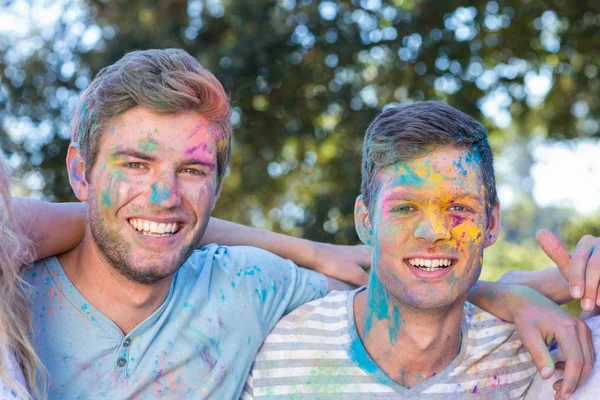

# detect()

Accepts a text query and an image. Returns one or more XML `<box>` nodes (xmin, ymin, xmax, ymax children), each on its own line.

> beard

<box><xmin>87</xmin><ymin>195</ymin><xmax>209</xmax><ymax>285</ymax></box>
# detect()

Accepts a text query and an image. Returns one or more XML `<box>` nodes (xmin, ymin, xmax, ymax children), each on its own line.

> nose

<box><xmin>149</xmin><ymin>171</ymin><xmax>181</xmax><ymax>208</ymax></box>
<box><xmin>414</xmin><ymin>213</ymin><xmax>451</xmax><ymax>243</ymax></box>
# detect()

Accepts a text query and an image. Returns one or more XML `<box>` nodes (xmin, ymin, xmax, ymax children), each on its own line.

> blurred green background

<box><xmin>1</xmin><ymin>0</ymin><xmax>599</xmax><ymax>289</ymax></box>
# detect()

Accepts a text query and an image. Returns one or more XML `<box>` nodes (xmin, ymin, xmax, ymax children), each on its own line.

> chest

<box><xmin>29</xmin><ymin>279</ymin><xmax>262</xmax><ymax>399</ymax></box>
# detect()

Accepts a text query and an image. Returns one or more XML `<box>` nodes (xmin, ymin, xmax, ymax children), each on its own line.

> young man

<box><xmin>21</xmin><ymin>48</ymin><xmax>345</xmax><ymax>399</ymax></box>
<box><xmin>242</xmin><ymin>101</ymin><xmax>598</xmax><ymax>399</ymax></box>
<box><xmin>17</xmin><ymin>51</ymin><xmax>595</xmax><ymax>399</ymax></box>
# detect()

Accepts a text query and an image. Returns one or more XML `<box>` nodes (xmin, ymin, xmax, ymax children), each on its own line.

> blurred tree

<box><xmin>1</xmin><ymin>0</ymin><xmax>599</xmax><ymax>250</ymax></box>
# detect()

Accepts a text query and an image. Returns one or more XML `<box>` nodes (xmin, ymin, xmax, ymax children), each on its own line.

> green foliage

<box><xmin>562</xmin><ymin>212</ymin><xmax>600</xmax><ymax>248</ymax></box>
<box><xmin>1</xmin><ymin>0</ymin><xmax>598</xmax><ymax>248</ymax></box>
<box><xmin>481</xmin><ymin>237</ymin><xmax>552</xmax><ymax>282</ymax></box>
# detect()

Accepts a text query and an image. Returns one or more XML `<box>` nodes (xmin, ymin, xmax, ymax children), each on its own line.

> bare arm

<box><xmin>13</xmin><ymin>197</ymin><xmax>86</xmax><ymax>261</ymax></box>
<box><xmin>468</xmin><ymin>280</ymin><xmax>593</xmax><ymax>398</ymax></box>
<box><xmin>15</xmin><ymin>199</ymin><xmax>370</xmax><ymax>286</ymax></box>
<box><xmin>496</xmin><ymin>268</ymin><xmax>572</xmax><ymax>305</ymax></box>
<box><xmin>200</xmin><ymin>217</ymin><xmax>369</xmax><ymax>286</ymax></box>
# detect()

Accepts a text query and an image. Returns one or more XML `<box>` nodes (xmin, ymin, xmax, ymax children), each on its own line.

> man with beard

<box><xmin>22</xmin><ymin>48</ymin><xmax>344</xmax><ymax>399</ymax></box>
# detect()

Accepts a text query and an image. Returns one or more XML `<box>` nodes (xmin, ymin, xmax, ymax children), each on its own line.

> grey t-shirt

<box><xmin>243</xmin><ymin>288</ymin><xmax>537</xmax><ymax>399</ymax></box>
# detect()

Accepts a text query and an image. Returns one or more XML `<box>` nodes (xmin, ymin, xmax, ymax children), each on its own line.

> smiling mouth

<box><xmin>128</xmin><ymin>218</ymin><xmax>183</xmax><ymax>237</ymax></box>
<box><xmin>406</xmin><ymin>258</ymin><xmax>456</xmax><ymax>272</ymax></box>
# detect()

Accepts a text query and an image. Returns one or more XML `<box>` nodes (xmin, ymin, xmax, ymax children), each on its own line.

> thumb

<box><xmin>536</xmin><ymin>229</ymin><xmax>571</xmax><ymax>279</ymax></box>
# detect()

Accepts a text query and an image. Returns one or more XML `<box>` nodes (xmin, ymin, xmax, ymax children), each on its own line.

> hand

<box><xmin>513</xmin><ymin>287</ymin><xmax>594</xmax><ymax>400</ymax></box>
<box><xmin>536</xmin><ymin>229</ymin><xmax>600</xmax><ymax>312</ymax></box>
<box><xmin>313</xmin><ymin>243</ymin><xmax>370</xmax><ymax>287</ymax></box>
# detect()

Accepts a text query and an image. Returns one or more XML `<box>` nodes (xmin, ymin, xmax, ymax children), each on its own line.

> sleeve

<box><xmin>218</xmin><ymin>245</ymin><xmax>329</xmax><ymax>337</ymax></box>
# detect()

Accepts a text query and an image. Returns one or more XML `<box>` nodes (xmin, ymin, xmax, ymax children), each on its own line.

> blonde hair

<box><xmin>0</xmin><ymin>157</ymin><xmax>44</xmax><ymax>399</ymax></box>
<box><xmin>72</xmin><ymin>48</ymin><xmax>232</xmax><ymax>190</ymax></box>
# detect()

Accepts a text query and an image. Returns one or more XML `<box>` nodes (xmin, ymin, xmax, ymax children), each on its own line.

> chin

<box><xmin>116</xmin><ymin>263</ymin><xmax>178</xmax><ymax>285</ymax></box>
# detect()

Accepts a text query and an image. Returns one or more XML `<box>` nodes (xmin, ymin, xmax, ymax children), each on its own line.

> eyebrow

<box><xmin>383</xmin><ymin>190</ymin><xmax>483</xmax><ymax>202</ymax></box>
<box><xmin>111</xmin><ymin>149</ymin><xmax>156</xmax><ymax>161</ymax></box>
<box><xmin>180</xmin><ymin>157</ymin><xmax>216</xmax><ymax>168</ymax></box>
<box><xmin>111</xmin><ymin>148</ymin><xmax>216</xmax><ymax>167</ymax></box>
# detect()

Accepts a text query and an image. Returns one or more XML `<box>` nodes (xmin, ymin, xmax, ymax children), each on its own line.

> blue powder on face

<box><xmin>101</xmin><ymin>189</ymin><xmax>112</xmax><ymax>207</ymax></box>
<box><xmin>150</xmin><ymin>183</ymin><xmax>171</xmax><ymax>205</ymax></box>
<box><xmin>393</xmin><ymin>163</ymin><xmax>425</xmax><ymax>187</ymax></box>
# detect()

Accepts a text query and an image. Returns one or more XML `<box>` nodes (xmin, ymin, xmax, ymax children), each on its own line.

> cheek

<box><xmin>450</xmin><ymin>218</ymin><xmax>484</xmax><ymax>246</ymax></box>
<box><xmin>375</xmin><ymin>222</ymin><xmax>410</xmax><ymax>260</ymax></box>
<box><xmin>182</xmin><ymin>180</ymin><xmax>215</xmax><ymax>208</ymax></box>
<box><xmin>97</xmin><ymin>169</ymin><xmax>137</xmax><ymax>212</ymax></box>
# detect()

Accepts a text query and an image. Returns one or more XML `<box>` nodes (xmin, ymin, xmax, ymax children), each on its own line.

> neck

<box><xmin>57</xmin><ymin>228</ymin><xmax>173</xmax><ymax>334</ymax></box>
<box><xmin>354</xmin><ymin>273</ymin><xmax>465</xmax><ymax>388</ymax></box>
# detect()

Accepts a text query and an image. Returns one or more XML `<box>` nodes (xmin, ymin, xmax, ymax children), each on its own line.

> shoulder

<box><xmin>183</xmin><ymin>243</ymin><xmax>293</xmax><ymax>275</ymax></box>
<box><xmin>462</xmin><ymin>301</ymin><xmax>526</xmax><ymax>363</ymax></box>
<box><xmin>463</xmin><ymin>301</ymin><xmax>516</xmax><ymax>335</ymax></box>
<box><xmin>259</xmin><ymin>290</ymin><xmax>351</xmax><ymax>348</ymax></box>
<box><xmin>22</xmin><ymin>256</ymin><xmax>60</xmax><ymax>286</ymax></box>
<box><xmin>450</xmin><ymin>303</ymin><xmax>536</xmax><ymax>397</ymax></box>
<box><xmin>180</xmin><ymin>244</ymin><xmax>294</xmax><ymax>282</ymax></box>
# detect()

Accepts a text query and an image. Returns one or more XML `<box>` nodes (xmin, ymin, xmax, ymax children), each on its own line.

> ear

<box><xmin>66</xmin><ymin>143</ymin><xmax>90</xmax><ymax>201</ymax></box>
<box><xmin>483</xmin><ymin>202</ymin><xmax>501</xmax><ymax>248</ymax></box>
<box><xmin>355</xmin><ymin>195</ymin><xmax>374</xmax><ymax>246</ymax></box>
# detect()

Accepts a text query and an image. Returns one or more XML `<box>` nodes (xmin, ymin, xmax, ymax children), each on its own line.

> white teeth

<box><xmin>407</xmin><ymin>258</ymin><xmax>452</xmax><ymax>271</ymax></box>
<box><xmin>128</xmin><ymin>219</ymin><xmax>180</xmax><ymax>236</ymax></box>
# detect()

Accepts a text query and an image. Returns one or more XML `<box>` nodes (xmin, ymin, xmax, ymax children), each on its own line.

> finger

<box><xmin>536</xmin><ymin>229</ymin><xmax>571</xmax><ymax>276</ymax></box>
<box><xmin>519</xmin><ymin>328</ymin><xmax>555</xmax><ymax>379</ymax></box>
<box><xmin>583</xmin><ymin>248</ymin><xmax>600</xmax><ymax>311</ymax></box>
<box><xmin>554</xmin><ymin>382</ymin><xmax>562</xmax><ymax>400</ymax></box>
<box><xmin>589</xmin><ymin>326</ymin><xmax>595</xmax><ymax>368</ymax></box>
<box><xmin>576</xmin><ymin>321</ymin><xmax>594</xmax><ymax>390</ymax></box>
<box><xmin>555</xmin><ymin>322</ymin><xmax>585</xmax><ymax>398</ymax></box>
<box><xmin>553</xmin><ymin>379</ymin><xmax>562</xmax><ymax>391</ymax></box>
<box><xmin>572</xmin><ymin>236</ymin><xmax>597</xmax><ymax>302</ymax></box>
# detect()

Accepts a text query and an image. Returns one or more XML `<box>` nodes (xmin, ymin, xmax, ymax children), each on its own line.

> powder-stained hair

<box><xmin>0</xmin><ymin>157</ymin><xmax>45</xmax><ymax>399</ymax></box>
<box><xmin>71</xmin><ymin>48</ymin><xmax>231</xmax><ymax>189</ymax></box>
<box><xmin>361</xmin><ymin>101</ymin><xmax>498</xmax><ymax>217</ymax></box>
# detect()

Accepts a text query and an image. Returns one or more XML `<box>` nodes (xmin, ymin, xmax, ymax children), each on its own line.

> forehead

<box><xmin>376</xmin><ymin>146</ymin><xmax>485</xmax><ymax>200</ymax></box>
<box><xmin>99</xmin><ymin>107</ymin><xmax>216</xmax><ymax>158</ymax></box>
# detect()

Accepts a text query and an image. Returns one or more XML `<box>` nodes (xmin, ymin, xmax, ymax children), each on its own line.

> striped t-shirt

<box><xmin>242</xmin><ymin>288</ymin><xmax>537</xmax><ymax>399</ymax></box>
